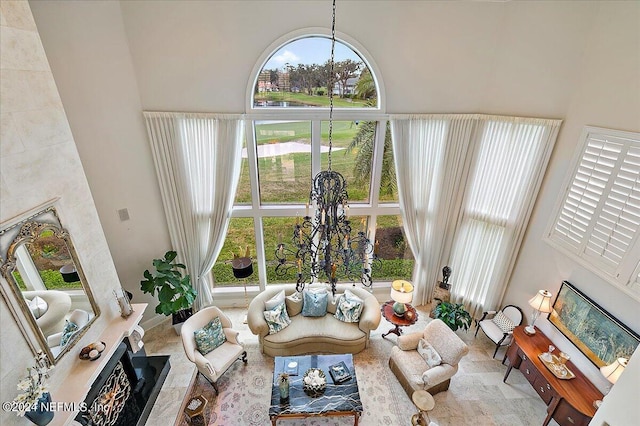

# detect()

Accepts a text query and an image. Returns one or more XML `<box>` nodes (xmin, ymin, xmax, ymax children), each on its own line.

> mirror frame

<box><xmin>0</xmin><ymin>203</ymin><xmax>101</xmax><ymax>364</ymax></box>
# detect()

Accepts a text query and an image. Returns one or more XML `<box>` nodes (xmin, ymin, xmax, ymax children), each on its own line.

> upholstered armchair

<box><xmin>47</xmin><ymin>308</ymin><xmax>91</xmax><ymax>357</ymax></box>
<box><xmin>389</xmin><ymin>319</ymin><xmax>469</xmax><ymax>397</ymax></box>
<box><xmin>181</xmin><ymin>306</ymin><xmax>247</xmax><ymax>394</ymax></box>
<box><xmin>474</xmin><ymin>304</ymin><xmax>523</xmax><ymax>359</ymax></box>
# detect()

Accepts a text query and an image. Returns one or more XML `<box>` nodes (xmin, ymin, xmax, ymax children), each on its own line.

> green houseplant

<box><xmin>140</xmin><ymin>251</ymin><xmax>197</xmax><ymax>334</ymax></box>
<box><xmin>433</xmin><ymin>301</ymin><xmax>472</xmax><ymax>332</ymax></box>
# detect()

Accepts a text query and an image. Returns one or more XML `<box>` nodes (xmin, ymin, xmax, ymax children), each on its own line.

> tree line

<box><xmin>259</xmin><ymin>59</ymin><xmax>368</xmax><ymax>98</ymax></box>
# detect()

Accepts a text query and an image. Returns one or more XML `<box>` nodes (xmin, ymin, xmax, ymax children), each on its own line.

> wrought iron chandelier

<box><xmin>274</xmin><ymin>0</ymin><xmax>379</xmax><ymax>294</ymax></box>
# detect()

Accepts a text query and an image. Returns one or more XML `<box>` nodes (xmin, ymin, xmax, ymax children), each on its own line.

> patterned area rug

<box><xmin>176</xmin><ymin>337</ymin><xmax>415</xmax><ymax>426</ymax></box>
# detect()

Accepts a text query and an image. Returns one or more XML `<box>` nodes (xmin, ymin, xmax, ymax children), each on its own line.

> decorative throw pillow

<box><xmin>285</xmin><ymin>291</ymin><xmax>303</xmax><ymax>317</ymax></box>
<box><xmin>492</xmin><ymin>311</ymin><xmax>515</xmax><ymax>333</ymax></box>
<box><xmin>301</xmin><ymin>290</ymin><xmax>328</xmax><ymax>317</ymax></box>
<box><xmin>334</xmin><ymin>289</ymin><xmax>364</xmax><ymax>323</ymax></box>
<box><xmin>28</xmin><ymin>296</ymin><xmax>48</xmax><ymax>319</ymax></box>
<box><xmin>417</xmin><ymin>338</ymin><xmax>442</xmax><ymax>368</ymax></box>
<box><xmin>194</xmin><ymin>317</ymin><xmax>227</xmax><ymax>355</ymax></box>
<box><xmin>263</xmin><ymin>301</ymin><xmax>292</xmax><ymax>334</ymax></box>
<box><xmin>60</xmin><ymin>320</ymin><xmax>79</xmax><ymax>347</ymax></box>
<box><xmin>265</xmin><ymin>289</ymin><xmax>286</xmax><ymax>310</ymax></box>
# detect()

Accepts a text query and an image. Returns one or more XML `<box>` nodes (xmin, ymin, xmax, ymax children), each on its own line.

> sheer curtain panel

<box><xmin>449</xmin><ymin>117</ymin><xmax>560</xmax><ymax>317</ymax></box>
<box><xmin>390</xmin><ymin>115</ymin><xmax>476</xmax><ymax>305</ymax></box>
<box><xmin>144</xmin><ymin>112</ymin><xmax>244</xmax><ymax>311</ymax></box>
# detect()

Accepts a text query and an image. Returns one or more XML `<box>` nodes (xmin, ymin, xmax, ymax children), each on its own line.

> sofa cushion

<box><xmin>491</xmin><ymin>311</ymin><xmax>515</xmax><ymax>333</ymax></box>
<box><xmin>264</xmin><ymin>301</ymin><xmax>292</xmax><ymax>334</ymax></box>
<box><xmin>27</xmin><ymin>296</ymin><xmax>48</xmax><ymax>319</ymax></box>
<box><xmin>194</xmin><ymin>317</ymin><xmax>227</xmax><ymax>355</ymax></box>
<box><xmin>265</xmin><ymin>289</ymin><xmax>286</xmax><ymax>310</ymax></box>
<box><xmin>334</xmin><ymin>289</ymin><xmax>364</xmax><ymax>323</ymax></box>
<box><xmin>60</xmin><ymin>320</ymin><xmax>79</xmax><ymax>347</ymax></box>
<box><xmin>302</xmin><ymin>290</ymin><xmax>328</xmax><ymax>317</ymax></box>
<box><xmin>417</xmin><ymin>338</ymin><xmax>442</xmax><ymax>368</ymax></box>
<box><xmin>285</xmin><ymin>291</ymin><xmax>303</xmax><ymax>317</ymax></box>
<box><xmin>264</xmin><ymin>314</ymin><xmax>365</xmax><ymax>345</ymax></box>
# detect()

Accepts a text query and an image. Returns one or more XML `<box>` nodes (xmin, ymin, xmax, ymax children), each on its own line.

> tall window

<box><xmin>212</xmin><ymin>35</ymin><xmax>413</xmax><ymax>288</ymax></box>
<box><xmin>450</xmin><ymin>119</ymin><xmax>557</xmax><ymax>316</ymax></box>
<box><xmin>546</xmin><ymin>126</ymin><xmax>640</xmax><ymax>297</ymax></box>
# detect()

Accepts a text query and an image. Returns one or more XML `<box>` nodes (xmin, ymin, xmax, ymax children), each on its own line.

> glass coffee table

<box><xmin>269</xmin><ymin>354</ymin><xmax>363</xmax><ymax>425</ymax></box>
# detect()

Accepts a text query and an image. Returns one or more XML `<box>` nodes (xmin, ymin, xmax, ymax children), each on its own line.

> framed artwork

<box><xmin>548</xmin><ymin>281</ymin><xmax>639</xmax><ymax>367</ymax></box>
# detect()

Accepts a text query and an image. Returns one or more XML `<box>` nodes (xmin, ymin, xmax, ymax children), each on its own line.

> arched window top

<box><xmin>248</xmin><ymin>30</ymin><xmax>383</xmax><ymax>111</ymax></box>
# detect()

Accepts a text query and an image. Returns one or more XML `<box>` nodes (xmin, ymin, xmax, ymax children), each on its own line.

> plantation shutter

<box><xmin>548</xmin><ymin>127</ymin><xmax>640</xmax><ymax>286</ymax></box>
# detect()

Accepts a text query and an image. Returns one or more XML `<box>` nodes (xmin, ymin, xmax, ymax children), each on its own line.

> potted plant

<box><xmin>140</xmin><ymin>250</ymin><xmax>197</xmax><ymax>334</ymax></box>
<box><xmin>433</xmin><ymin>301</ymin><xmax>472</xmax><ymax>332</ymax></box>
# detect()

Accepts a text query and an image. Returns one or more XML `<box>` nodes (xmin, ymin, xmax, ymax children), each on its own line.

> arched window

<box><xmin>212</xmin><ymin>32</ymin><xmax>413</xmax><ymax>290</ymax></box>
<box><xmin>252</xmin><ymin>36</ymin><xmax>379</xmax><ymax>109</ymax></box>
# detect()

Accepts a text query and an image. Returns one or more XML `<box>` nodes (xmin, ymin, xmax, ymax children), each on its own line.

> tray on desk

<box><xmin>538</xmin><ymin>353</ymin><xmax>575</xmax><ymax>380</ymax></box>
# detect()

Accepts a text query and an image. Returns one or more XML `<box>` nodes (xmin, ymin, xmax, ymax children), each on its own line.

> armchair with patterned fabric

<box><xmin>181</xmin><ymin>306</ymin><xmax>247</xmax><ymax>394</ymax></box>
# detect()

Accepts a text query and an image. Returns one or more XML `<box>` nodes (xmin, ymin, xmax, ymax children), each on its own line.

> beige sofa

<box><xmin>247</xmin><ymin>284</ymin><xmax>381</xmax><ymax>357</ymax></box>
<box><xmin>23</xmin><ymin>290</ymin><xmax>72</xmax><ymax>338</ymax></box>
<box><xmin>389</xmin><ymin>319</ymin><xmax>469</xmax><ymax>396</ymax></box>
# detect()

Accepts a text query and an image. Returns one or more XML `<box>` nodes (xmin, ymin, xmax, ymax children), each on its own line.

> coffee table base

<box><xmin>271</xmin><ymin>411</ymin><xmax>360</xmax><ymax>425</ymax></box>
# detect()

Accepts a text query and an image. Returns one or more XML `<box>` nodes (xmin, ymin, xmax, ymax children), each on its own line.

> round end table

<box><xmin>410</xmin><ymin>390</ymin><xmax>435</xmax><ymax>425</ymax></box>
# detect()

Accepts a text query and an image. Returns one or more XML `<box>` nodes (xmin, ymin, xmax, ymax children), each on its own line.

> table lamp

<box><xmin>391</xmin><ymin>280</ymin><xmax>413</xmax><ymax>317</ymax></box>
<box><xmin>525</xmin><ymin>289</ymin><xmax>553</xmax><ymax>335</ymax></box>
<box><xmin>594</xmin><ymin>357</ymin><xmax>628</xmax><ymax>408</ymax></box>
<box><xmin>600</xmin><ymin>357</ymin><xmax>627</xmax><ymax>384</ymax></box>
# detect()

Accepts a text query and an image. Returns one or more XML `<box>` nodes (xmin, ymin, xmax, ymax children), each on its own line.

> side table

<box><xmin>184</xmin><ymin>395</ymin><xmax>208</xmax><ymax>426</ymax></box>
<box><xmin>381</xmin><ymin>300</ymin><xmax>418</xmax><ymax>338</ymax></box>
<box><xmin>411</xmin><ymin>390</ymin><xmax>435</xmax><ymax>425</ymax></box>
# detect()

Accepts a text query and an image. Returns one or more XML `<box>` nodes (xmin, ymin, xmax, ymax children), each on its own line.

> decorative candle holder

<box><xmin>114</xmin><ymin>288</ymin><xmax>133</xmax><ymax>318</ymax></box>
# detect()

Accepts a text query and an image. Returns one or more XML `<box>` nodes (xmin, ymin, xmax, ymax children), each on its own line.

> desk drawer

<box><xmin>533</xmin><ymin>375</ymin><xmax>557</xmax><ymax>405</ymax></box>
<box><xmin>520</xmin><ymin>357</ymin><xmax>538</xmax><ymax>385</ymax></box>
<box><xmin>552</xmin><ymin>398</ymin><xmax>590</xmax><ymax>426</ymax></box>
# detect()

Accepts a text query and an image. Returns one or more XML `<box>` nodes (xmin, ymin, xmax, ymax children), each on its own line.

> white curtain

<box><xmin>144</xmin><ymin>112</ymin><xmax>244</xmax><ymax>311</ymax></box>
<box><xmin>390</xmin><ymin>115</ymin><xmax>476</xmax><ymax>305</ymax></box>
<box><xmin>449</xmin><ymin>117</ymin><xmax>560</xmax><ymax>317</ymax></box>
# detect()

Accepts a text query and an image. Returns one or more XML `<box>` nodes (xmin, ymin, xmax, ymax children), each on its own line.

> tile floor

<box><xmin>143</xmin><ymin>305</ymin><xmax>557</xmax><ymax>426</ymax></box>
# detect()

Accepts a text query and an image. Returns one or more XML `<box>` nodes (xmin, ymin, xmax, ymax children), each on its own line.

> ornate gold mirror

<box><xmin>0</xmin><ymin>204</ymin><xmax>100</xmax><ymax>364</ymax></box>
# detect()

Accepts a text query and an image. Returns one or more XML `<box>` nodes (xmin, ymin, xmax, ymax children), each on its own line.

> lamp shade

<box><xmin>600</xmin><ymin>358</ymin><xmax>628</xmax><ymax>384</ymax></box>
<box><xmin>528</xmin><ymin>290</ymin><xmax>553</xmax><ymax>313</ymax></box>
<box><xmin>390</xmin><ymin>280</ymin><xmax>413</xmax><ymax>304</ymax></box>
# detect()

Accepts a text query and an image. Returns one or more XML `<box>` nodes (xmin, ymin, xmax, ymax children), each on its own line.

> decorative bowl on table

<box><xmin>303</xmin><ymin>368</ymin><xmax>326</xmax><ymax>394</ymax></box>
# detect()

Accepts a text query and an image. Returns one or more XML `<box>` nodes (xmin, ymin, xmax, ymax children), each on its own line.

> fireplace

<box><xmin>75</xmin><ymin>341</ymin><xmax>170</xmax><ymax>426</ymax></box>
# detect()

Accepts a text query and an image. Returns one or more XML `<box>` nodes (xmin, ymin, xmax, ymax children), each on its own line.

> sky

<box><xmin>263</xmin><ymin>37</ymin><xmax>363</xmax><ymax>70</ymax></box>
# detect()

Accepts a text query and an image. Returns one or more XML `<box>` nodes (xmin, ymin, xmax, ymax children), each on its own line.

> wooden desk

<box><xmin>503</xmin><ymin>326</ymin><xmax>603</xmax><ymax>426</ymax></box>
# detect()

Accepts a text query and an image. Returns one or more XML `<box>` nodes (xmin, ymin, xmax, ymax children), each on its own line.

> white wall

<box><xmin>27</xmin><ymin>0</ymin><xmax>639</xmax><ymax>409</ymax></box>
<box><xmin>503</xmin><ymin>1</ymin><xmax>640</xmax><ymax>395</ymax></box>
<box><xmin>590</xmin><ymin>345</ymin><xmax>640</xmax><ymax>426</ymax></box>
<box><xmin>0</xmin><ymin>1</ymin><xmax>123</xmax><ymax>424</ymax></box>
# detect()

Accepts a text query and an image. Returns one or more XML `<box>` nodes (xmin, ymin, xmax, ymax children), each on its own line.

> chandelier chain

<box><xmin>328</xmin><ymin>0</ymin><xmax>336</xmax><ymax>171</ymax></box>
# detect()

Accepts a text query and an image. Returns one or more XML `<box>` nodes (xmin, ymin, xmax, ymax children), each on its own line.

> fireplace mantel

<box><xmin>49</xmin><ymin>303</ymin><xmax>147</xmax><ymax>426</ymax></box>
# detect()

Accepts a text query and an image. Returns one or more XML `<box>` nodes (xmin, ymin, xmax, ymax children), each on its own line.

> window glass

<box><xmin>256</xmin><ymin>121</ymin><xmax>311</xmax><ymax>204</ymax></box>
<box><xmin>212</xmin><ymin>218</ymin><xmax>258</xmax><ymax>286</ymax></box>
<box><xmin>377</xmin><ymin>122</ymin><xmax>399</xmax><ymax>202</ymax></box>
<box><xmin>373</xmin><ymin>215</ymin><xmax>414</xmax><ymax>281</ymax></box>
<box><xmin>253</xmin><ymin>37</ymin><xmax>377</xmax><ymax>108</ymax></box>
<box><xmin>235</xmin><ymin>135</ymin><xmax>251</xmax><ymax>205</ymax></box>
<box><xmin>264</xmin><ymin>216</ymin><xmax>302</xmax><ymax>284</ymax></box>
<box><xmin>321</xmin><ymin>121</ymin><xmax>372</xmax><ymax>203</ymax></box>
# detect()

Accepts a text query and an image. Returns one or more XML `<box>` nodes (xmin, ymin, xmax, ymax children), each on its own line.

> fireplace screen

<box><xmin>87</xmin><ymin>361</ymin><xmax>131</xmax><ymax>426</ymax></box>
